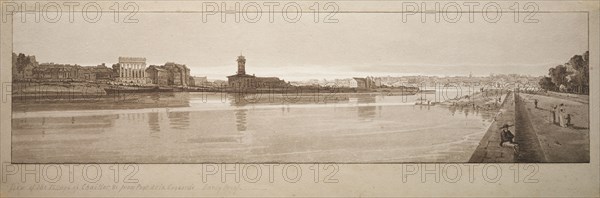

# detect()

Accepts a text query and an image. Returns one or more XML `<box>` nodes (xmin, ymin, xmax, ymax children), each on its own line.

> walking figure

<box><xmin>499</xmin><ymin>124</ymin><xmax>519</xmax><ymax>153</ymax></box>
<box><xmin>552</xmin><ymin>105</ymin><xmax>558</xmax><ymax>124</ymax></box>
<box><xmin>559</xmin><ymin>104</ymin><xmax>566</xmax><ymax>127</ymax></box>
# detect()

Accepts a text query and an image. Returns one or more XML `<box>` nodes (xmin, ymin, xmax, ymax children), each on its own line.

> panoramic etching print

<box><xmin>9</xmin><ymin>1</ymin><xmax>590</xmax><ymax>163</ymax></box>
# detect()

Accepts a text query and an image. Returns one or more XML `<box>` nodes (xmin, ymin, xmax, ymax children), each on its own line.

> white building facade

<box><xmin>118</xmin><ymin>57</ymin><xmax>147</xmax><ymax>84</ymax></box>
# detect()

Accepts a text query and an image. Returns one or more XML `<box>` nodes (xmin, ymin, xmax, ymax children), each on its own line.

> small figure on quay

<box><xmin>559</xmin><ymin>103</ymin><xmax>566</xmax><ymax>127</ymax></box>
<box><xmin>499</xmin><ymin>124</ymin><xmax>519</xmax><ymax>153</ymax></box>
<box><xmin>534</xmin><ymin>99</ymin><xmax>538</xmax><ymax>108</ymax></box>
<box><xmin>552</xmin><ymin>105</ymin><xmax>558</xmax><ymax>124</ymax></box>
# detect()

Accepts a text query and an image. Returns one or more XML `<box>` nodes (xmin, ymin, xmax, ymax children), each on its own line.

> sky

<box><xmin>13</xmin><ymin>12</ymin><xmax>588</xmax><ymax>81</ymax></box>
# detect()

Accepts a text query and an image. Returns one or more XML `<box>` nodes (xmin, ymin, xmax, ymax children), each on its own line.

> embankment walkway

<box><xmin>517</xmin><ymin>92</ymin><xmax>589</xmax><ymax>162</ymax></box>
<box><xmin>514</xmin><ymin>93</ymin><xmax>547</xmax><ymax>162</ymax></box>
<box><xmin>470</xmin><ymin>91</ymin><xmax>551</xmax><ymax>162</ymax></box>
<box><xmin>469</xmin><ymin>91</ymin><xmax>517</xmax><ymax>162</ymax></box>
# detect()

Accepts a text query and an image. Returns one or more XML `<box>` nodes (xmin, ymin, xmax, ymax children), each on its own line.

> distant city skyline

<box><xmin>13</xmin><ymin>12</ymin><xmax>587</xmax><ymax>81</ymax></box>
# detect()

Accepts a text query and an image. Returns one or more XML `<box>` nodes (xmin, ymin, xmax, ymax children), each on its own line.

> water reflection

<box><xmin>230</xmin><ymin>94</ymin><xmax>254</xmax><ymax>144</ymax></box>
<box><xmin>357</xmin><ymin>96</ymin><xmax>377</xmax><ymax>120</ymax></box>
<box><xmin>13</xmin><ymin>92</ymin><xmax>192</xmax><ymax>112</ymax></box>
<box><xmin>148</xmin><ymin>112</ymin><xmax>160</xmax><ymax>137</ymax></box>
<box><xmin>12</xmin><ymin>114</ymin><xmax>116</xmax><ymax>135</ymax></box>
<box><xmin>449</xmin><ymin>106</ymin><xmax>457</xmax><ymax>116</ymax></box>
<box><xmin>167</xmin><ymin>111</ymin><xmax>190</xmax><ymax>130</ymax></box>
<box><xmin>234</xmin><ymin>108</ymin><xmax>248</xmax><ymax>132</ymax></box>
<box><xmin>231</xmin><ymin>94</ymin><xmax>250</xmax><ymax>132</ymax></box>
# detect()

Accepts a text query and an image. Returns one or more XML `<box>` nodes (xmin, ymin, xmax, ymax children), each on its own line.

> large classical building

<box><xmin>115</xmin><ymin>57</ymin><xmax>147</xmax><ymax>84</ymax></box>
<box><xmin>145</xmin><ymin>62</ymin><xmax>191</xmax><ymax>86</ymax></box>
<box><xmin>227</xmin><ymin>55</ymin><xmax>287</xmax><ymax>89</ymax></box>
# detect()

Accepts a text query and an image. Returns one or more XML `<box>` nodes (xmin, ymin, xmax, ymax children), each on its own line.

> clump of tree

<box><xmin>538</xmin><ymin>51</ymin><xmax>589</xmax><ymax>94</ymax></box>
<box><xmin>12</xmin><ymin>52</ymin><xmax>40</xmax><ymax>80</ymax></box>
<box><xmin>13</xmin><ymin>53</ymin><xmax>37</xmax><ymax>72</ymax></box>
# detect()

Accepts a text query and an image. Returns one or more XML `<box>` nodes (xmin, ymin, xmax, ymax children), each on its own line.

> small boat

<box><xmin>415</xmin><ymin>101</ymin><xmax>435</xmax><ymax>106</ymax></box>
<box><xmin>415</xmin><ymin>97</ymin><xmax>434</xmax><ymax>105</ymax></box>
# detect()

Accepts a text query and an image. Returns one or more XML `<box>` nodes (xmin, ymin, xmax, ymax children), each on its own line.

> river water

<box><xmin>12</xmin><ymin>89</ymin><xmax>497</xmax><ymax>163</ymax></box>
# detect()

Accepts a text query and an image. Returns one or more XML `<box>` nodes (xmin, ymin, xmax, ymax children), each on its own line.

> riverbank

<box><xmin>438</xmin><ymin>88</ymin><xmax>508</xmax><ymax>111</ymax></box>
<box><xmin>468</xmin><ymin>91</ymin><xmax>516</xmax><ymax>162</ymax></box>
<box><xmin>10</xmin><ymin>82</ymin><xmax>421</xmax><ymax>99</ymax></box>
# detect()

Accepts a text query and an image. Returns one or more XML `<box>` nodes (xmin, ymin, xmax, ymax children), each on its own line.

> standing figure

<box><xmin>552</xmin><ymin>105</ymin><xmax>558</xmax><ymax>124</ymax></box>
<box><xmin>534</xmin><ymin>99</ymin><xmax>538</xmax><ymax>108</ymax></box>
<box><xmin>558</xmin><ymin>104</ymin><xmax>566</xmax><ymax>127</ymax></box>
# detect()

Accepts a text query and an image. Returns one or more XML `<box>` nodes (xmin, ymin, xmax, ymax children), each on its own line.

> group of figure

<box><xmin>499</xmin><ymin>97</ymin><xmax>574</xmax><ymax>154</ymax></box>
<box><xmin>537</xmin><ymin>99</ymin><xmax>571</xmax><ymax>128</ymax></box>
<box><xmin>552</xmin><ymin>103</ymin><xmax>571</xmax><ymax>128</ymax></box>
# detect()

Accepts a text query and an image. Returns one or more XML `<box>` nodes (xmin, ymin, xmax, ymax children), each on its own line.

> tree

<box><xmin>538</xmin><ymin>76</ymin><xmax>555</xmax><ymax>91</ymax></box>
<box><xmin>568</xmin><ymin>55</ymin><xmax>585</xmax><ymax>71</ymax></box>
<box><xmin>549</xmin><ymin>65</ymin><xmax>569</xmax><ymax>88</ymax></box>
<box><xmin>542</xmin><ymin>51</ymin><xmax>590</xmax><ymax>94</ymax></box>
<box><xmin>16</xmin><ymin>53</ymin><xmax>27</xmax><ymax>72</ymax></box>
<box><xmin>582</xmin><ymin>51</ymin><xmax>589</xmax><ymax>94</ymax></box>
<box><xmin>564</xmin><ymin>53</ymin><xmax>590</xmax><ymax>94</ymax></box>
